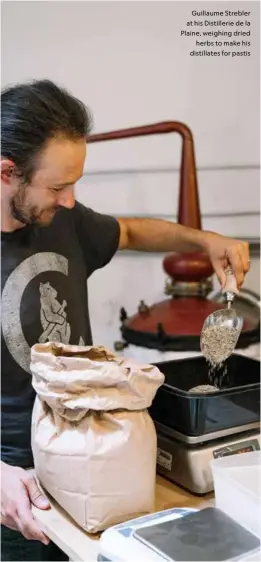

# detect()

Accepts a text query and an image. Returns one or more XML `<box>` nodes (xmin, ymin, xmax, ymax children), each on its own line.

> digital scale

<box><xmin>98</xmin><ymin>507</ymin><xmax>198</xmax><ymax>562</ymax></box>
<box><xmin>149</xmin><ymin>354</ymin><xmax>260</xmax><ymax>495</ymax></box>
<box><xmin>98</xmin><ymin>505</ymin><xmax>260</xmax><ymax>562</ymax></box>
<box><xmin>156</xmin><ymin>421</ymin><xmax>260</xmax><ymax>494</ymax></box>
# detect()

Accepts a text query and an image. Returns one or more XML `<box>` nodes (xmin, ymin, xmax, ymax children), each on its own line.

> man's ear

<box><xmin>1</xmin><ymin>159</ymin><xmax>18</xmax><ymax>187</ymax></box>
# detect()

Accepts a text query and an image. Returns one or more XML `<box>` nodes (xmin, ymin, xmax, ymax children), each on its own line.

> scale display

<box><xmin>213</xmin><ymin>438</ymin><xmax>260</xmax><ymax>459</ymax></box>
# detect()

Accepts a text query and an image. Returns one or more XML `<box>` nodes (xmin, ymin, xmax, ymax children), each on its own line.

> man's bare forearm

<box><xmin>118</xmin><ymin>217</ymin><xmax>210</xmax><ymax>253</ymax></box>
<box><xmin>117</xmin><ymin>216</ymin><xmax>250</xmax><ymax>289</ymax></box>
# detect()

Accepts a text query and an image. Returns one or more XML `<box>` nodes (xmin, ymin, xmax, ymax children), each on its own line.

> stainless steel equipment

<box><xmin>156</xmin><ymin>422</ymin><xmax>260</xmax><ymax>495</ymax></box>
<box><xmin>149</xmin><ymin>354</ymin><xmax>260</xmax><ymax>495</ymax></box>
<box><xmin>200</xmin><ymin>269</ymin><xmax>243</xmax><ymax>366</ymax></box>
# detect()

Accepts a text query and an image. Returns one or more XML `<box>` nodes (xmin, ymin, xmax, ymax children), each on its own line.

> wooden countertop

<box><xmin>32</xmin><ymin>476</ymin><xmax>214</xmax><ymax>561</ymax></box>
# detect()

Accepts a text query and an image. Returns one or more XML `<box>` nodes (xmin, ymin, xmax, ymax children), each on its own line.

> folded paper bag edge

<box><xmin>30</xmin><ymin>342</ymin><xmax>165</xmax><ymax>416</ymax></box>
<box><xmin>31</xmin><ymin>342</ymin><xmax>118</xmax><ymax>362</ymax></box>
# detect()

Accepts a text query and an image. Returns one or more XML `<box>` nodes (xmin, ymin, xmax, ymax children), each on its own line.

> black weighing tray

<box><xmin>149</xmin><ymin>354</ymin><xmax>260</xmax><ymax>437</ymax></box>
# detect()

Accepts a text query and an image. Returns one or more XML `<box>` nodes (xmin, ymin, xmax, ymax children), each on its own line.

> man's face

<box><xmin>5</xmin><ymin>137</ymin><xmax>86</xmax><ymax>227</ymax></box>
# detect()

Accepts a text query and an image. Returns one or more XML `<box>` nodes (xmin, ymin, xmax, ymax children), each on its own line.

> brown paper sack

<box><xmin>30</xmin><ymin>342</ymin><xmax>164</xmax><ymax>533</ymax></box>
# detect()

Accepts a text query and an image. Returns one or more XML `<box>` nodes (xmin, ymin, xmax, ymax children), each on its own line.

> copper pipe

<box><xmin>87</xmin><ymin>121</ymin><xmax>201</xmax><ymax>229</ymax></box>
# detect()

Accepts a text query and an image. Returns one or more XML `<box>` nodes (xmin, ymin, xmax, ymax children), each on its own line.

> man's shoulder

<box><xmin>56</xmin><ymin>201</ymin><xmax>97</xmax><ymax>222</ymax></box>
<box><xmin>54</xmin><ymin>202</ymin><xmax>119</xmax><ymax>246</ymax></box>
<box><xmin>52</xmin><ymin>201</ymin><xmax>90</xmax><ymax>229</ymax></box>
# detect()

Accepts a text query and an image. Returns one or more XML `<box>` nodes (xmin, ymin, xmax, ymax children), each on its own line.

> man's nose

<box><xmin>58</xmin><ymin>187</ymin><xmax>75</xmax><ymax>209</ymax></box>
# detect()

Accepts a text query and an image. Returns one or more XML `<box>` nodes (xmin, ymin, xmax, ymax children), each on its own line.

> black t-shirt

<box><xmin>1</xmin><ymin>202</ymin><xmax>120</xmax><ymax>468</ymax></box>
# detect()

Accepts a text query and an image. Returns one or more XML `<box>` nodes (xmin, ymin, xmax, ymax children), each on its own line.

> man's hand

<box><xmin>203</xmin><ymin>232</ymin><xmax>250</xmax><ymax>289</ymax></box>
<box><xmin>1</xmin><ymin>462</ymin><xmax>50</xmax><ymax>544</ymax></box>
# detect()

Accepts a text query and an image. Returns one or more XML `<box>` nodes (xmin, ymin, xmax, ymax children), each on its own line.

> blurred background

<box><xmin>2</xmin><ymin>0</ymin><xmax>260</xmax><ymax>352</ymax></box>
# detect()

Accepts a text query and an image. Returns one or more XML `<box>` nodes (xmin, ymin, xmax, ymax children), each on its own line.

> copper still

<box><xmin>87</xmin><ymin>122</ymin><xmax>260</xmax><ymax>351</ymax></box>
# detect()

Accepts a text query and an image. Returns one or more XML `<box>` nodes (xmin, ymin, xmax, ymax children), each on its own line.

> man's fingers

<box><xmin>1</xmin><ymin>464</ymin><xmax>50</xmax><ymax>544</ymax></box>
<box><xmin>240</xmin><ymin>242</ymin><xmax>250</xmax><ymax>274</ymax></box>
<box><xmin>212</xmin><ymin>259</ymin><xmax>226</xmax><ymax>289</ymax></box>
<box><xmin>15</xmin><ymin>490</ymin><xmax>50</xmax><ymax>544</ymax></box>
<box><xmin>15</xmin><ymin>510</ymin><xmax>49</xmax><ymax>544</ymax></box>
<box><xmin>226</xmin><ymin>242</ymin><xmax>250</xmax><ymax>281</ymax></box>
<box><xmin>21</xmin><ymin>473</ymin><xmax>50</xmax><ymax>510</ymax></box>
<box><xmin>1</xmin><ymin>500</ymin><xmax>19</xmax><ymax>530</ymax></box>
<box><xmin>225</xmin><ymin>250</ymin><xmax>244</xmax><ymax>288</ymax></box>
<box><xmin>1</xmin><ymin>513</ymin><xmax>19</xmax><ymax>531</ymax></box>
<box><xmin>1</xmin><ymin>498</ymin><xmax>45</xmax><ymax>541</ymax></box>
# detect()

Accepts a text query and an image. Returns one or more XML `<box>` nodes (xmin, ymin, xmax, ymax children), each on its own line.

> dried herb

<box><xmin>189</xmin><ymin>384</ymin><xmax>219</xmax><ymax>394</ymax></box>
<box><xmin>201</xmin><ymin>325</ymin><xmax>239</xmax><ymax>368</ymax></box>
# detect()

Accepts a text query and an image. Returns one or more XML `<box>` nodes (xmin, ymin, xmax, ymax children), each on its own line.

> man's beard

<box><xmin>10</xmin><ymin>198</ymin><xmax>40</xmax><ymax>225</ymax></box>
<box><xmin>10</xmin><ymin>185</ymin><xmax>59</xmax><ymax>226</ymax></box>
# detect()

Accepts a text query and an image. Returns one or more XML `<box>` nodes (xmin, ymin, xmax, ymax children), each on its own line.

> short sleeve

<box><xmin>72</xmin><ymin>202</ymin><xmax>120</xmax><ymax>277</ymax></box>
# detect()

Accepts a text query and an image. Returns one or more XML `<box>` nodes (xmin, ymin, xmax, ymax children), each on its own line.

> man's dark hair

<box><xmin>1</xmin><ymin>79</ymin><xmax>93</xmax><ymax>183</ymax></box>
